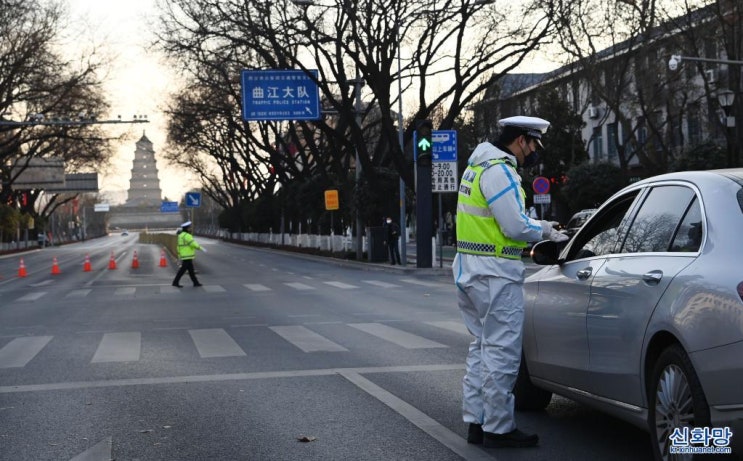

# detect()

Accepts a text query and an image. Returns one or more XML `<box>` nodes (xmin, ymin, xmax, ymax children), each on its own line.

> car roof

<box><xmin>631</xmin><ymin>168</ymin><xmax>743</xmax><ymax>187</ymax></box>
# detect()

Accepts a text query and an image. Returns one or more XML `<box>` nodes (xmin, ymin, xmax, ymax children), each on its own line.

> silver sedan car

<box><xmin>518</xmin><ymin>169</ymin><xmax>743</xmax><ymax>460</ymax></box>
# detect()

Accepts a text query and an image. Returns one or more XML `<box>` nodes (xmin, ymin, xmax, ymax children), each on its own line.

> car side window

<box><xmin>620</xmin><ymin>185</ymin><xmax>695</xmax><ymax>253</ymax></box>
<box><xmin>669</xmin><ymin>196</ymin><xmax>703</xmax><ymax>252</ymax></box>
<box><xmin>566</xmin><ymin>193</ymin><xmax>638</xmax><ymax>261</ymax></box>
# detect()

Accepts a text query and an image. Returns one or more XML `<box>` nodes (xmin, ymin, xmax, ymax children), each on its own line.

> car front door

<box><xmin>585</xmin><ymin>185</ymin><xmax>702</xmax><ymax>407</ymax></box>
<box><xmin>528</xmin><ymin>192</ymin><xmax>640</xmax><ymax>392</ymax></box>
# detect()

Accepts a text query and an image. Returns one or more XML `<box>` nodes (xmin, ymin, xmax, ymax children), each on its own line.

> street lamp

<box><xmin>718</xmin><ymin>89</ymin><xmax>736</xmax><ymax>167</ymax></box>
<box><xmin>718</xmin><ymin>89</ymin><xmax>736</xmax><ymax>125</ymax></box>
<box><xmin>0</xmin><ymin>114</ymin><xmax>149</xmax><ymax>127</ymax></box>
<box><xmin>669</xmin><ymin>54</ymin><xmax>742</xmax><ymax>167</ymax></box>
<box><xmin>668</xmin><ymin>54</ymin><xmax>743</xmax><ymax>70</ymax></box>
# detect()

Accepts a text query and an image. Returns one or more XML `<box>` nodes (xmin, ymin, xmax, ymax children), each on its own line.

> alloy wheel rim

<box><xmin>654</xmin><ymin>364</ymin><xmax>694</xmax><ymax>461</ymax></box>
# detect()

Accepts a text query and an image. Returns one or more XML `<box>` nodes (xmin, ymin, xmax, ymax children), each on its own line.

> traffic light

<box><xmin>415</xmin><ymin>119</ymin><xmax>433</xmax><ymax>166</ymax></box>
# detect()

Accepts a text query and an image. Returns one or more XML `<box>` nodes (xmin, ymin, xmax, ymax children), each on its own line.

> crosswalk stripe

<box><xmin>202</xmin><ymin>285</ymin><xmax>226</xmax><ymax>293</ymax></box>
<box><xmin>114</xmin><ymin>287</ymin><xmax>136</xmax><ymax>296</ymax></box>
<box><xmin>270</xmin><ymin>326</ymin><xmax>348</xmax><ymax>352</ymax></box>
<box><xmin>323</xmin><ymin>281</ymin><xmax>358</xmax><ymax>289</ymax></box>
<box><xmin>348</xmin><ymin>323</ymin><xmax>448</xmax><ymax>349</ymax></box>
<box><xmin>284</xmin><ymin>282</ymin><xmax>315</xmax><ymax>291</ymax></box>
<box><xmin>426</xmin><ymin>321</ymin><xmax>470</xmax><ymax>336</ymax></box>
<box><xmin>91</xmin><ymin>332</ymin><xmax>141</xmax><ymax>363</ymax></box>
<box><xmin>66</xmin><ymin>289</ymin><xmax>92</xmax><ymax>298</ymax></box>
<box><xmin>16</xmin><ymin>292</ymin><xmax>47</xmax><ymax>302</ymax></box>
<box><xmin>188</xmin><ymin>329</ymin><xmax>246</xmax><ymax>358</ymax></box>
<box><xmin>400</xmin><ymin>278</ymin><xmax>445</xmax><ymax>288</ymax></box>
<box><xmin>244</xmin><ymin>284</ymin><xmax>271</xmax><ymax>292</ymax></box>
<box><xmin>0</xmin><ymin>336</ymin><xmax>53</xmax><ymax>368</ymax></box>
<box><xmin>363</xmin><ymin>281</ymin><xmax>401</xmax><ymax>288</ymax></box>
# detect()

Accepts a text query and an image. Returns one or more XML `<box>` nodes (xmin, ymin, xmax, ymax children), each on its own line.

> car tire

<box><xmin>514</xmin><ymin>355</ymin><xmax>552</xmax><ymax>411</ymax></box>
<box><xmin>648</xmin><ymin>344</ymin><xmax>710</xmax><ymax>461</ymax></box>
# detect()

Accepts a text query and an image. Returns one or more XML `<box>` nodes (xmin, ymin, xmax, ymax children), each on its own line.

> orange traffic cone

<box><xmin>159</xmin><ymin>249</ymin><xmax>168</xmax><ymax>267</ymax></box>
<box><xmin>51</xmin><ymin>257</ymin><xmax>61</xmax><ymax>275</ymax></box>
<box><xmin>132</xmin><ymin>250</ymin><xmax>140</xmax><ymax>269</ymax></box>
<box><xmin>18</xmin><ymin>258</ymin><xmax>27</xmax><ymax>277</ymax></box>
<box><xmin>108</xmin><ymin>251</ymin><xmax>117</xmax><ymax>270</ymax></box>
<box><xmin>83</xmin><ymin>254</ymin><xmax>92</xmax><ymax>272</ymax></box>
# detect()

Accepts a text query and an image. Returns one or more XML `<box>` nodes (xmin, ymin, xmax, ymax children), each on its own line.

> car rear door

<box><xmin>585</xmin><ymin>185</ymin><xmax>701</xmax><ymax>407</ymax></box>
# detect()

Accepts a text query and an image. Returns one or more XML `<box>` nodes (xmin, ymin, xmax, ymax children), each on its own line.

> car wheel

<box><xmin>648</xmin><ymin>344</ymin><xmax>710</xmax><ymax>461</ymax></box>
<box><xmin>514</xmin><ymin>355</ymin><xmax>552</xmax><ymax>411</ymax></box>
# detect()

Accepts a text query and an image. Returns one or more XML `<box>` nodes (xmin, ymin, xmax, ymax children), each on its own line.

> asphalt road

<box><xmin>0</xmin><ymin>234</ymin><xmax>652</xmax><ymax>460</ymax></box>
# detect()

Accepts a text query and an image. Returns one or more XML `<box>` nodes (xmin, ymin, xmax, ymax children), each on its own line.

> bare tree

<box><xmin>155</xmin><ymin>0</ymin><xmax>555</xmax><ymax>229</ymax></box>
<box><xmin>0</xmin><ymin>0</ymin><xmax>114</xmax><ymax>220</ymax></box>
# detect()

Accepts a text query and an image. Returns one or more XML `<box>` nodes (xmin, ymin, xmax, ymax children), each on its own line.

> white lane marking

<box><xmin>66</xmin><ymin>289</ymin><xmax>92</xmax><ymax>298</ymax></box>
<box><xmin>363</xmin><ymin>280</ymin><xmax>401</xmax><ymax>288</ymax></box>
<box><xmin>244</xmin><ymin>284</ymin><xmax>271</xmax><ymax>292</ymax></box>
<box><xmin>91</xmin><ymin>332</ymin><xmax>141</xmax><ymax>363</ymax></box>
<box><xmin>348</xmin><ymin>323</ymin><xmax>448</xmax><ymax>349</ymax></box>
<box><xmin>284</xmin><ymin>282</ymin><xmax>315</xmax><ymax>291</ymax></box>
<box><xmin>339</xmin><ymin>372</ymin><xmax>492</xmax><ymax>461</ymax></box>
<box><xmin>270</xmin><ymin>325</ymin><xmax>348</xmax><ymax>352</ymax></box>
<box><xmin>202</xmin><ymin>285</ymin><xmax>225</xmax><ymax>293</ymax></box>
<box><xmin>0</xmin><ymin>336</ymin><xmax>53</xmax><ymax>368</ymax></box>
<box><xmin>426</xmin><ymin>321</ymin><xmax>470</xmax><ymax>336</ymax></box>
<box><xmin>0</xmin><ymin>363</ymin><xmax>465</xmax><ymax>394</ymax></box>
<box><xmin>323</xmin><ymin>281</ymin><xmax>358</xmax><ymax>289</ymax></box>
<box><xmin>16</xmin><ymin>292</ymin><xmax>47</xmax><ymax>302</ymax></box>
<box><xmin>30</xmin><ymin>280</ymin><xmax>54</xmax><ymax>287</ymax></box>
<box><xmin>114</xmin><ymin>287</ymin><xmax>136</xmax><ymax>296</ymax></box>
<box><xmin>188</xmin><ymin>329</ymin><xmax>246</xmax><ymax>358</ymax></box>
<box><xmin>400</xmin><ymin>278</ymin><xmax>445</xmax><ymax>287</ymax></box>
<box><xmin>69</xmin><ymin>436</ymin><xmax>112</xmax><ymax>461</ymax></box>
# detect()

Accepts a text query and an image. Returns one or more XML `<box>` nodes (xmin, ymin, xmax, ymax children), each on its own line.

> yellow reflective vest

<box><xmin>177</xmin><ymin>231</ymin><xmax>201</xmax><ymax>260</ymax></box>
<box><xmin>456</xmin><ymin>159</ymin><xmax>527</xmax><ymax>259</ymax></box>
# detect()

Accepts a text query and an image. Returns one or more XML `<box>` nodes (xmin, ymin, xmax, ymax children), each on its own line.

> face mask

<box><xmin>386</xmin><ymin>220</ymin><xmax>392</xmax><ymax>224</ymax></box>
<box><xmin>520</xmin><ymin>138</ymin><xmax>540</xmax><ymax>168</ymax></box>
<box><xmin>522</xmin><ymin>150</ymin><xmax>540</xmax><ymax>168</ymax></box>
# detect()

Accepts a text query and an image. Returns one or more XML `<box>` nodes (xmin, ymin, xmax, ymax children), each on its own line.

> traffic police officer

<box><xmin>453</xmin><ymin>116</ymin><xmax>568</xmax><ymax>448</ymax></box>
<box><xmin>172</xmin><ymin>221</ymin><xmax>206</xmax><ymax>287</ymax></box>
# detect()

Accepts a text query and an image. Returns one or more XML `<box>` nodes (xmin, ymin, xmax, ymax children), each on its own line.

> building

<box><xmin>474</xmin><ymin>2</ymin><xmax>741</xmax><ymax>178</ymax></box>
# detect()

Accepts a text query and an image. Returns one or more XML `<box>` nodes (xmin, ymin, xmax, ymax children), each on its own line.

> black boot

<box><xmin>467</xmin><ymin>423</ymin><xmax>484</xmax><ymax>444</ymax></box>
<box><xmin>482</xmin><ymin>428</ymin><xmax>539</xmax><ymax>448</ymax></box>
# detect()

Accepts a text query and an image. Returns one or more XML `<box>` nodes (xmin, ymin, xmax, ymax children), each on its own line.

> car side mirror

<box><xmin>530</xmin><ymin>240</ymin><xmax>563</xmax><ymax>265</ymax></box>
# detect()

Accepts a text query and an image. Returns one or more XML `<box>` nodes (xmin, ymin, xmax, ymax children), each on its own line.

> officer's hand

<box><xmin>547</xmin><ymin>227</ymin><xmax>569</xmax><ymax>243</ymax></box>
<box><xmin>201</xmin><ymin>247</ymin><xmax>207</xmax><ymax>253</ymax></box>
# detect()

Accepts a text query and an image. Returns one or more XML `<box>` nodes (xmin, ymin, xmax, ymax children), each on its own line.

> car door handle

<box><xmin>643</xmin><ymin>270</ymin><xmax>663</xmax><ymax>285</ymax></box>
<box><xmin>576</xmin><ymin>268</ymin><xmax>592</xmax><ymax>280</ymax></box>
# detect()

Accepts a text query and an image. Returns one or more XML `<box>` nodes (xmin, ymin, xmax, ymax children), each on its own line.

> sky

<box><xmin>67</xmin><ymin>0</ymin><xmax>195</xmax><ymax>205</ymax></box>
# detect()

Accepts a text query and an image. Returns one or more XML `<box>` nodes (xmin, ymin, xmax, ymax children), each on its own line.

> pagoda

<box><xmin>124</xmin><ymin>133</ymin><xmax>163</xmax><ymax>207</ymax></box>
<box><xmin>108</xmin><ymin>133</ymin><xmax>182</xmax><ymax>230</ymax></box>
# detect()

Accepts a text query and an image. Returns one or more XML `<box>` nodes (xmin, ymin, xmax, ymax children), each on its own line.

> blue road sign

<box><xmin>432</xmin><ymin>130</ymin><xmax>457</xmax><ymax>162</ymax></box>
<box><xmin>160</xmin><ymin>201</ymin><xmax>179</xmax><ymax>213</ymax></box>
<box><xmin>185</xmin><ymin>192</ymin><xmax>202</xmax><ymax>208</ymax></box>
<box><xmin>241</xmin><ymin>70</ymin><xmax>321</xmax><ymax>121</ymax></box>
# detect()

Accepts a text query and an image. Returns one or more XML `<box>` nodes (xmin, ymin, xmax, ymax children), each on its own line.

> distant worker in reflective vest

<box><xmin>172</xmin><ymin>221</ymin><xmax>206</xmax><ymax>288</ymax></box>
<box><xmin>453</xmin><ymin>116</ymin><xmax>568</xmax><ymax>448</ymax></box>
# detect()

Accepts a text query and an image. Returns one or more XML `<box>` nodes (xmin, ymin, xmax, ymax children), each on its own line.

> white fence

<box><xmin>224</xmin><ymin>231</ymin><xmax>367</xmax><ymax>253</ymax></box>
